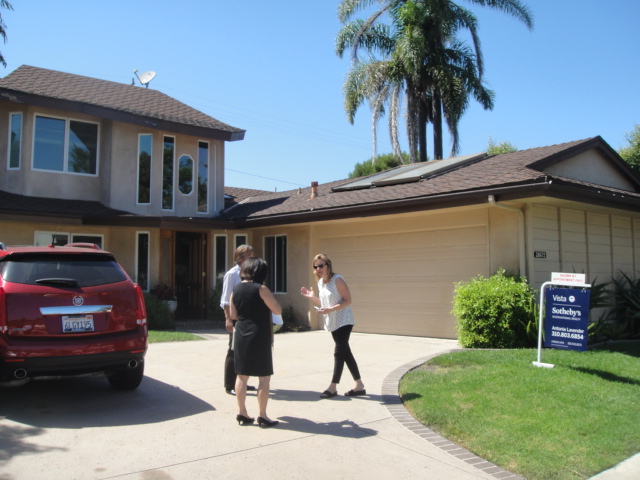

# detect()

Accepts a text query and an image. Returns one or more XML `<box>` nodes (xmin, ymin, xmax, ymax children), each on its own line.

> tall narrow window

<box><xmin>235</xmin><ymin>234</ymin><xmax>248</xmax><ymax>249</ymax></box>
<box><xmin>197</xmin><ymin>141</ymin><xmax>209</xmax><ymax>213</ymax></box>
<box><xmin>162</xmin><ymin>136</ymin><xmax>174</xmax><ymax>210</ymax></box>
<box><xmin>215</xmin><ymin>235</ymin><xmax>227</xmax><ymax>284</ymax></box>
<box><xmin>136</xmin><ymin>232</ymin><xmax>150</xmax><ymax>291</ymax></box>
<box><xmin>264</xmin><ymin>235</ymin><xmax>287</xmax><ymax>293</ymax></box>
<box><xmin>178</xmin><ymin>154</ymin><xmax>193</xmax><ymax>195</ymax></box>
<box><xmin>137</xmin><ymin>134</ymin><xmax>152</xmax><ymax>204</ymax></box>
<box><xmin>8</xmin><ymin>112</ymin><xmax>22</xmax><ymax>169</ymax></box>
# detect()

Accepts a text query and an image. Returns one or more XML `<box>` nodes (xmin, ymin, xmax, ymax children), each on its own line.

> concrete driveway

<box><xmin>0</xmin><ymin>330</ymin><xmax>513</xmax><ymax>480</ymax></box>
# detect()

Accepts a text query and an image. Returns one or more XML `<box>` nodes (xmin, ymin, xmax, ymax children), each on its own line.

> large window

<box><xmin>33</xmin><ymin>115</ymin><xmax>98</xmax><ymax>175</ymax></box>
<box><xmin>136</xmin><ymin>232</ymin><xmax>150</xmax><ymax>291</ymax></box>
<box><xmin>34</xmin><ymin>231</ymin><xmax>104</xmax><ymax>248</ymax></box>
<box><xmin>137</xmin><ymin>134</ymin><xmax>152</xmax><ymax>204</ymax></box>
<box><xmin>162</xmin><ymin>136</ymin><xmax>175</xmax><ymax>210</ymax></box>
<box><xmin>264</xmin><ymin>235</ymin><xmax>287</xmax><ymax>293</ymax></box>
<box><xmin>197</xmin><ymin>141</ymin><xmax>209</xmax><ymax>213</ymax></box>
<box><xmin>8</xmin><ymin>112</ymin><xmax>21</xmax><ymax>169</ymax></box>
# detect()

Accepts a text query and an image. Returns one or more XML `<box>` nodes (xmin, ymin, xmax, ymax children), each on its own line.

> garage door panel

<box><xmin>318</xmin><ymin>224</ymin><xmax>487</xmax><ymax>338</ymax></box>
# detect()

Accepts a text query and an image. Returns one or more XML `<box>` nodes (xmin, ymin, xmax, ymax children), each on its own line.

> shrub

<box><xmin>207</xmin><ymin>279</ymin><xmax>225</xmax><ymax>322</ymax></box>
<box><xmin>452</xmin><ymin>269</ymin><xmax>536</xmax><ymax>348</ymax></box>
<box><xmin>144</xmin><ymin>293</ymin><xmax>175</xmax><ymax>331</ymax></box>
<box><xmin>149</xmin><ymin>284</ymin><xmax>176</xmax><ymax>301</ymax></box>
<box><xmin>277</xmin><ymin>305</ymin><xmax>307</xmax><ymax>333</ymax></box>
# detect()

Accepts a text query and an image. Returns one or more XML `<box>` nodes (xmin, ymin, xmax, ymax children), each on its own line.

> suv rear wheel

<box><xmin>107</xmin><ymin>361</ymin><xmax>145</xmax><ymax>391</ymax></box>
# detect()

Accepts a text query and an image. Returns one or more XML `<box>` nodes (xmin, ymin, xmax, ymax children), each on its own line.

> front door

<box><xmin>175</xmin><ymin>231</ymin><xmax>208</xmax><ymax>320</ymax></box>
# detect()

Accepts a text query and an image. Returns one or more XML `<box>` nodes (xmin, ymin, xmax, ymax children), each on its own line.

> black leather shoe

<box><xmin>257</xmin><ymin>417</ymin><xmax>279</xmax><ymax>428</ymax></box>
<box><xmin>225</xmin><ymin>389</ymin><xmax>236</xmax><ymax>395</ymax></box>
<box><xmin>247</xmin><ymin>385</ymin><xmax>257</xmax><ymax>391</ymax></box>
<box><xmin>236</xmin><ymin>414</ymin><xmax>255</xmax><ymax>425</ymax></box>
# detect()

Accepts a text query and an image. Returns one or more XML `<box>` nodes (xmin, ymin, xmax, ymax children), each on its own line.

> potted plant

<box><xmin>150</xmin><ymin>284</ymin><xmax>178</xmax><ymax>313</ymax></box>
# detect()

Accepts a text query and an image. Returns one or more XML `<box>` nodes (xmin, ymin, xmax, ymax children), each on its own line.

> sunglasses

<box><xmin>313</xmin><ymin>263</ymin><xmax>326</xmax><ymax>269</ymax></box>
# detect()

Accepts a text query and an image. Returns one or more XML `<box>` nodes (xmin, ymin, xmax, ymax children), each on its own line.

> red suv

<box><xmin>0</xmin><ymin>243</ymin><xmax>148</xmax><ymax>390</ymax></box>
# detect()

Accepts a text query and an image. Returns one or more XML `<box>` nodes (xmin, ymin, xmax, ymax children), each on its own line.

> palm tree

<box><xmin>336</xmin><ymin>0</ymin><xmax>533</xmax><ymax>161</ymax></box>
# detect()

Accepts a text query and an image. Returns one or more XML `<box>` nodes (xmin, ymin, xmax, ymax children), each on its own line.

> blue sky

<box><xmin>3</xmin><ymin>1</ymin><xmax>640</xmax><ymax>191</ymax></box>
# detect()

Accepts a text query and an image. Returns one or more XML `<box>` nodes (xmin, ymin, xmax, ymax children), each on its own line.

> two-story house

<box><xmin>3</xmin><ymin>65</ymin><xmax>640</xmax><ymax>338</ymax></box>
<box><xmin>0</xmin><ymin>65</ymin><xmax>245</xmax><ymax>319</ymax></box>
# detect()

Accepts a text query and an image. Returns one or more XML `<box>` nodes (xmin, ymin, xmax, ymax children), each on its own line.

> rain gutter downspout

<box><xmin>488</xmin><ymin>195</ymin><xmax>527</xmax><ymax>278</ymax></box>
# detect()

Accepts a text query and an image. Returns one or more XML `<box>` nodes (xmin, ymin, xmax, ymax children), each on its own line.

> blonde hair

<box><xmin>312</xmin><ymin>253</ymin><xmax>334</xmax><ymax>279</ymax></box>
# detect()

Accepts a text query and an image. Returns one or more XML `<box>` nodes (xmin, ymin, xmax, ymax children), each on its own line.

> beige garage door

<box><xmin>317</xmin><ymin>225</ymin><xmax>488</xmax><ymax>338</ymax></box>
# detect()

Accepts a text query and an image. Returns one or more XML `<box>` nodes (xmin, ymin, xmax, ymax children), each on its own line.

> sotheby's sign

<box><xmin>544</xmin><ymin>287</ymin><xmax>590</xmax><ymax>351</ymax></box>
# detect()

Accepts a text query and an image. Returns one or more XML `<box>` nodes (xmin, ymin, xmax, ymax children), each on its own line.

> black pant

<box><xmin>331</xmin><ymin>324</ymin><xmax>361</xmax><ymax>384</ymax></box>
<box><xmin>224</xmin><ymin>330</ymin><xmax>236</xmax><ymax>391</ymax></box>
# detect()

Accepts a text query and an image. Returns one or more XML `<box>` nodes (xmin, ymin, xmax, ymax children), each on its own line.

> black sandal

<box><xmin>320</xmin><ymin>390</ymin><xmax>338</xmax><ymax>398</ymax></box>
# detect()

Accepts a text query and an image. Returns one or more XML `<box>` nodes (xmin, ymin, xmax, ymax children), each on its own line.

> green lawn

<box><xmin>399</xmin><ymin>342</ymin><xmax>640</xmax><ymax>480</ymax></box>
<box><xmin>148</xmin><ymin>330</ymin><xmax>205</xmax><ymax>343</ymax></box>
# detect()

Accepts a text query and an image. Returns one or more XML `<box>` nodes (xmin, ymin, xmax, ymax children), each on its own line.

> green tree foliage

<box><xmin>0</xmin><ymin>1</ymin><xmax>12</xmax><ymax>67</ymax></box>
<box><xmin>486</xmin><ymin>136</ymin><xmax>518</xmax><ymax>155</ymax></box>
<box><xmin>349</xmin><ymin>152</ymin><xmax>409</xmax><ymax>178</ymax></box>
<box><xmin>336</xmin><ymin>0</ymin><xmax>533</xmax><ymax>162</ymax></box>
<box><xmin>618</xmin><ymin>124</ymin><xmax>640</xmax><ymax>174</ymax></box>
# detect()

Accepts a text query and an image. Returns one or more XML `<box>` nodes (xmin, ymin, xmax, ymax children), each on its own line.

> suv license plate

<box><xmin>62</xmin><ymin>315</ymin><xmax>94</xmax><ymax>333</ymax></box>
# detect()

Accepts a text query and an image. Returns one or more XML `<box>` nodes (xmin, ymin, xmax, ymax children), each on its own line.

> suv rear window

<box><xmin>0</xmin><ymin>253</ymin><xmax>128</xmax><ymax>287</ymax></box>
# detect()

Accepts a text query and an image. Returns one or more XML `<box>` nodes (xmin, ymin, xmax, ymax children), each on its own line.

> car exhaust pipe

<box><xmin>127</xmin><ymin>359</ymin><xmax>139</xmax><ymax>369</ymax></box>
<box><xmin>14</xmin><ymin>368</ymin><xmax>27</xmax><ymax>379</ymax></box>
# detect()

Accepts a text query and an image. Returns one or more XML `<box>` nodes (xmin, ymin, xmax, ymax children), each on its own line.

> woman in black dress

<box><xmin>229</xmin><ymin>257</ymin><xmax>282</xmax><ymax>428</ymax></box>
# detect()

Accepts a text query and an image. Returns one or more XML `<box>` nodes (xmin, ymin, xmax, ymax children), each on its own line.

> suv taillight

<box><xmin>0</xmin><ymin>287</ymin><xmax>6</xmax><ymax>333</ymax></box>
<box><xmin>135</xmin><ymin>284</ymin><xmax>147</xmax><ymax>326</ymax></box>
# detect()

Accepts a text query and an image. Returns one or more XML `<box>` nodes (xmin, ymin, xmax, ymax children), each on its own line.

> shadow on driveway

<box><xmin>0</xmin><ymin>374</ymin><xmax>214</xmax><ymax>429</ymax></box>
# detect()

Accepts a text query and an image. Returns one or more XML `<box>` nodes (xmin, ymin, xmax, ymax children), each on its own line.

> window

<box><xmin>234</xmin><ymin>234</ymin><xmax>248</xmax><ymax>249</ymax></box>
<box><xmin>8</xmin><ymin>112</ymin><xmax>21</xmax><ymax>169</ymax></box>
<box><xmin>162</xmin><ymin>136</ymin><xmax>175</xmax><ymax>210</ymax></box>
<box><xmin>264</xmin><ymin>235</ymin><xmax>287</xmax><ymax>293</ymax></box>
<box><xmin>136</xmin><ymin>232</ymin><xmax>150</xmax><ymax>291</ymax></box>
<box><xmin>197</xmin><ymin>141</ymin><xmax>209</xmax><ymax>213</ymax></box>
<box><xmin>137</xmin><ymin>134</ymin><xmax>152</xmax><ymax>204</ymax></box>
<box><xmin>178</xmin><ymin>154</ymin><xmax>193</xmax><ymax>195</ymax></box>
<box><xmin>33</xmin><ymin>115</ymin><xmax>98</xmax><ymax>175</ymax></box>
<box><xmin>34</xmin><ymin>231</ymin><xmax>104</xmax><ymax>248</ymax></box>
<box><xmin>214</xmin><ymin>235</ymin><xmax>227</xmax><ymax>284</ymax></box>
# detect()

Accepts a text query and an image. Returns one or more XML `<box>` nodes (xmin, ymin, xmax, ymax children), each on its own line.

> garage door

<box><xmin>317</xmin><ymin>225</ymin><xmax>488</xmax><ymax>338</ymax></box>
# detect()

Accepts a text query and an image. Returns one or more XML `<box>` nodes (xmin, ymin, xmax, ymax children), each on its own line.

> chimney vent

<box><xmin>310</xmin><ymin>181</ymin><xmax>319</xmax><ymax>199</ymax></box>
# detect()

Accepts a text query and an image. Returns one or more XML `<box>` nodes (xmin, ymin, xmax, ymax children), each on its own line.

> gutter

<box><xmin>487</xmin><ymin>195</ymin><xmax>527</xmax><ymax>278</ymax></box>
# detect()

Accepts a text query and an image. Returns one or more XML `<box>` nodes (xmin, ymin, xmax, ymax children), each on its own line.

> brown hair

<box><xmin>233</xmin><ymin>244</ymin><xmax>254</xmax><ymax>265</ymax></box>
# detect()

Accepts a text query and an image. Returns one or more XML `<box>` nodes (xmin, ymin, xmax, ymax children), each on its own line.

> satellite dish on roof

<box><xmin>133</xmin><ymin>69</ymin><xmax>156</xmax><ymax>88</ymax></box>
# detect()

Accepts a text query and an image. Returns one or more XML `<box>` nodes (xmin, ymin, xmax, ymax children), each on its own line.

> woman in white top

<box><xmin>301</xmin><ymin>254</ymin><xmax>366</xmax><ymax>399</ymax></box>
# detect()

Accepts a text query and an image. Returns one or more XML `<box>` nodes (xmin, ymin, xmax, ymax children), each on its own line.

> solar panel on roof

<box><xmin>332</xmin><ymin>152</ymin><xmax>486</xmax><ymax>191</ymax></box>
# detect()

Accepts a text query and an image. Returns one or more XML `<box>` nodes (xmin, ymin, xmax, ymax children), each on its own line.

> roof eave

<box><xmin>226</xmin><ymin>181</ymin><xmax>640</xmax><ymax>228</ymax></box>
<box><xmin>0</xmin><ymin>88</ymin><xmax>246</xmax><ymax>142</ymax></box>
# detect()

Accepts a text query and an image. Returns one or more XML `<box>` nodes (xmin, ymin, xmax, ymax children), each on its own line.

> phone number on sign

<box><xmin>551</xmin><ymin>331</ymin><xmax>584</xmax><ymax>340</ymax></box>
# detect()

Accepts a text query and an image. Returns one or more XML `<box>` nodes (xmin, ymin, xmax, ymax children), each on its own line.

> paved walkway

<box><xmin>0</xmin><ymin>330</ymin><xmax>637</xmax><ymax>479</ymax></box>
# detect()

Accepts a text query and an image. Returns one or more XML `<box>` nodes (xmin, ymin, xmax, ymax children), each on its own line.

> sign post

<box><xmin>533</xmin><ymin>273</ymin><xmax>590</xmax><ymax>368</ymax></box>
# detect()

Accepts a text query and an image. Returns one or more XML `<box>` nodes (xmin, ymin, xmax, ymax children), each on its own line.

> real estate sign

<box><xmin>543</xmin><ymin>287</ymin><xmax>590</xmax><ymax>351</ymax></box>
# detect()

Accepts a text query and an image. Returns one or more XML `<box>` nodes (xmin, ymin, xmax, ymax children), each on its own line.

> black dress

<box><xmin>232</xmin><ymin>281</ymin><xmax>273</xmax><ymax>377</ymax></box>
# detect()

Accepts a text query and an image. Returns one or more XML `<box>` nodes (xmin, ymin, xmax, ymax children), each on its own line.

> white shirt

<box><xmin>220</xmin><ymin>264</ymin><xmax>241</xmax><ymax>309</ymax></box>
<box><xmin>318</xmin><ymin>274</ymin><xmax>355</xmax><ymax>332</ymax></box>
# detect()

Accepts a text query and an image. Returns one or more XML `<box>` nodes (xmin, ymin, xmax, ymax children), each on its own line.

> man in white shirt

<box><xmin>220</xmin><ymin>244</ymin><xmax>255</xmax><ymax>395</ymax></box>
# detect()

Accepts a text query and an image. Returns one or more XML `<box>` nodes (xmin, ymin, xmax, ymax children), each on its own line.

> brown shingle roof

<box><xmin>217</xmin><ymin>137</ymin><xmax>640</xmax><ymax>226</ymax></box>
<box><xmin>0</xmin><ymin>65</ymin><xmax>245</xmax><ymax>141</ymax></box>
